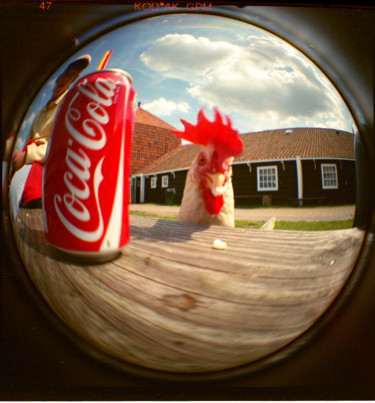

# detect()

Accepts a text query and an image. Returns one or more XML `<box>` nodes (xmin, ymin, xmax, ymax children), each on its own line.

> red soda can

<box><xmin>43</xmin><ymin>69</ymin><xmax>136</xmax><ymax>261</ymax></box>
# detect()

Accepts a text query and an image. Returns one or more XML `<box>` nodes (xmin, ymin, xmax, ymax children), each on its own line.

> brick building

<box><xmin>131</xmin><ymin>107</ymin><xmax>179</xmax><ymax>176</ymax></box>
<box><xmin>130</xmin><ymin>107</ymin><xmax>179</xmax><ymax>203</ymax></box>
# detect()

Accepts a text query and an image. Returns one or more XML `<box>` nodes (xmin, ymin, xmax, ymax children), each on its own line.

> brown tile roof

<box><xmin>140</xmin><ymin>128</ymin><xmax>355</xmax><ymax>175</ymax></box>
<box><xmin>238</xmin><ymin>127</ymin><xmax>355</xmax><ymax>162</ymax></box>
<box><xmin>141</xmin><ymin>143</ymin><xmax>202</xmax><ymax>174</ymax></box>
<box><xmin>135</xmin><ymin>107</ymin><xmax>176</xmax><ymax>131</ymax></box>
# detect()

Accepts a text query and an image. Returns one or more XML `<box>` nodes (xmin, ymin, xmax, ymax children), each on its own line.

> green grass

<box><xmin>235</xmin><ymin>220</ymin><xmax>265</xmax><ymax>229</ymax></box>
<box><xmin>236</xmin><ymin>204</ymin><xmax>355</xmax><ymax>210</ymax></box>
<box><xmin>129</xmin><ymin>210</ymin><xmax>177</xmax><ymax>221</ymax></box>
<box><xmin>130</xmin><ymin>210</ymin><xmax>353</xmax><ymax>231</ymax></box>
<box><xmin>236</xmin><ymin>219</ymin><xmax>353</xmax><ymax>231</ymax></box>
<box><xmin>274</xmin><ymin>219</ymin><xmax>354</xmax><ymax>231</ymax></box>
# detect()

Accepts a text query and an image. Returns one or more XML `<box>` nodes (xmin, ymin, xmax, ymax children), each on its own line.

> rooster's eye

<box><xmin>198</xmin><ymin>154</ymin><xmax>206</xmax><ymax>166</ymax></box>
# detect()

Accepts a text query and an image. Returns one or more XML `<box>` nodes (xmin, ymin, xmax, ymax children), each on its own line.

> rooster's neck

<box><xmin>177</xmin><ymin>166</ymin><xmax>235</xmax><ymax>227</ymax></box>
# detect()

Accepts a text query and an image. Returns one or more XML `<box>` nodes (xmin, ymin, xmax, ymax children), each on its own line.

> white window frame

<box><xmin>150</xmin><ymin>177</ymin><xmax>157</xmax><ymax>189</ymax></box>
<box><xmin>321</xmin><ymin>163</ymin><xmax>338</xmax><ymax>189</ymax></box>
<box><xmin>161</xmin><ymin>175</ymin><xmax>169</xmax><ymax>188</ymax></box>
<box><xmin>257</xmin><ymin>165</ymin><xmax>278</xmax><ymax>191</ymax></box>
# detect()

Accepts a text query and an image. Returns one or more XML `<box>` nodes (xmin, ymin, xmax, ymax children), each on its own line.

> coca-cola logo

<box><xmin>54</xmin><ymin>77</ymin><xmax>118</xmax><ymax>242</ymax></box>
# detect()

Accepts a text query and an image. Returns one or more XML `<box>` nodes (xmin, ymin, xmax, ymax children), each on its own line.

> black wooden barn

<box><xmin>131</xmin><ymin>128</ymin><xmax>356</xmax><ymax>207</ymax></box>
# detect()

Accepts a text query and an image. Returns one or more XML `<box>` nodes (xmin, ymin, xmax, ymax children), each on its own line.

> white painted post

<box><xmin>140</xmin><ymin>174</ymin><xmax>145</xmax><ymax>204</ymax></box>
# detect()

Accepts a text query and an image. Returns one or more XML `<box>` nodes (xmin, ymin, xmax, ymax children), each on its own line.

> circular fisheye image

<box><xmin>4</xmin><ymin>11</ymin><xmax>366</xmax><ymax>375</ymax></box>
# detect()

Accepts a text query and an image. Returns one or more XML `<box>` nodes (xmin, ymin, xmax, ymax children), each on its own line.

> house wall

<box><xmin>302</xmin><ymin>159</ymin><xmax>356</xmax><ymax>205</ymax></box>
<box><xmin>231</xmin><ymin>159</ymin><xmax>356</xmax><ymax>206</ymax></box>
<box><xmin>232</xmin><ymin>161</ymin><xmax>298</xmax><ymax>206</ymax></box>
<box><xmin>143</xmin><ymin>170</ymin><xmax>188</xmax><ymax>205</ymax></box>
<box><xmin>136</xmin><ymin>159</ymin><xmax>356</xmax><ymax>207</ymax></box>
<box><xmin>131</xmin><ymin>176</ymin><xmax>140</xmax><ymax>204</ymax></box>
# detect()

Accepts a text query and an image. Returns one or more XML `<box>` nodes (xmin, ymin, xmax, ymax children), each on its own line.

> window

<box><xmin>321</xmin><ymin>164</ymin><xmax>338</xmax><ymax>189</ymax></box>
<box><xmin>257</xmin><ymin>166</ymin><xmax>278</xmax><ymax>191</ymax></box>
<box><xmin>150</xmin><ymin>177</ymin><xmax>157</xmax><ymax>189</ymax></box>
<box><xmin>162</xmin><ymin>175</ymin><xmax>169</xmax><ymax>188</ymax></box>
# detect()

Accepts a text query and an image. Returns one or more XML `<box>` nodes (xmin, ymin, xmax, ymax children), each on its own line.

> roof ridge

<box><xmin>241</xmin><ymin>127</ymin><xmax>353</xmax><ymax>135</ymax></box>
<box><xmin>135</xmin><ymin>107</ymin><xmax>177</xmax><ymax>131</ymax></box>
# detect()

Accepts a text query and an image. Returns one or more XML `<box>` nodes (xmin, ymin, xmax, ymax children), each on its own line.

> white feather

<box><xmin>177</xmin><ymin>166</ymin><xmax>235</xmax><ymax>227</ymax></box>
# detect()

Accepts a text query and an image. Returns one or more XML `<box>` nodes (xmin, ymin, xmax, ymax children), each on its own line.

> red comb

<box><xmin>172</xmin><ymin>107</ymin><xmax>243</xmax><ymax>157</ymax></box>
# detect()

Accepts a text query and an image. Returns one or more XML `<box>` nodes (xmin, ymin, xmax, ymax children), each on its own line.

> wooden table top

<box><xmin>12</xmin><ymin>207</ymin><xmax>364</xmax><ymax>374</ymax></box>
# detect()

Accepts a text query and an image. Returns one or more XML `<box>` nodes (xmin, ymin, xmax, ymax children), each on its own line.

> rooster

<box><xmin>172</xmin><ymin>107</ymin><xmax>243</xmax><ymax>227</ymax></box>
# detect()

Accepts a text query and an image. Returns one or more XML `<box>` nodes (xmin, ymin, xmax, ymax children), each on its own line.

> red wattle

<box><xmin>203</xmin><ymin>187</ymin><xmax>224</xmax><ymax>215</ymax></box>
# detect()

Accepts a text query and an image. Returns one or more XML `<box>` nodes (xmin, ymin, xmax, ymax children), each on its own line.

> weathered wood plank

<box><xmin>12</xmin><ymin>208</ymin><xmax>364</xmax><ymax>373</ymax></box>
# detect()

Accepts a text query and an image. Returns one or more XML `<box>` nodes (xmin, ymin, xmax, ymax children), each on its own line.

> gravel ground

<box><xmin>129</xmin><ymin>204</ymin><xmax>355</xmax><ymax>222</ymax></box>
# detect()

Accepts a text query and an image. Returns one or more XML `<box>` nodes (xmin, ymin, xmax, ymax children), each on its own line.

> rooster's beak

<box><xmin>206</xmin><ymin>172</ymin><xmax>226</xmax><ymax>196</ymax></box>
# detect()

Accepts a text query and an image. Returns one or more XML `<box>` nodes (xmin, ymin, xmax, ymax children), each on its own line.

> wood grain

<box><xmin>12</xmin><ymin>208</ymin><xmax>364</xmax><ymax>373</ymax></box>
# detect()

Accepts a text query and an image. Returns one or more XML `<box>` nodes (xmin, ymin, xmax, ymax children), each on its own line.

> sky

<box><xmin>16</xmin><ymin>12</ymin><xmax>356</xmax><ymax>151</ymax></box>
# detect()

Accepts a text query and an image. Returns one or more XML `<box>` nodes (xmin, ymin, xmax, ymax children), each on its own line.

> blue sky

<box><xmin>17</xmin><ymin>12</ymin><xmax>356</xmax><ymax>151</ymax></box>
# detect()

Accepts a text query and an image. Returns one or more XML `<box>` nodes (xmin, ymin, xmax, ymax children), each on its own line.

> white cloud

<box><xmin>140</xmin><ymin>32</ymin><xmax>354</xmax><ymax>132</ymax></box>
<box><xmin>140</xmin><ymin>33</ymin><xmax>234</xmax><ymax>74</ymax></box>
<box><xmin>142</xmin><ymin>97</ymin><xmax>190</xmax><ymax>116</ymax></box>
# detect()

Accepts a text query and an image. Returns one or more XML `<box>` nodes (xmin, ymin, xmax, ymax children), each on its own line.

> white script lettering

<box><xmin>55</xmin><ymin>76</ymin><xmax>118</xmax><ymax>241</ymax></box>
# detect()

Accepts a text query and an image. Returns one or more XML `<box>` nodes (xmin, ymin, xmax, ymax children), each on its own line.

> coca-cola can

<box><xmin>43</xmin><ymin>69</ymin><xmax>136</xmax><ymax>262</ymax></box>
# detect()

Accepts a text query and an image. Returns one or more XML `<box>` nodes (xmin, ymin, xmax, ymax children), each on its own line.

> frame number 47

<box><xmin>40</xmin><ymin>2</ymin><xmax>52</xmax><ymax>10</ymax></box>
